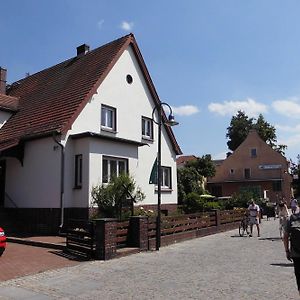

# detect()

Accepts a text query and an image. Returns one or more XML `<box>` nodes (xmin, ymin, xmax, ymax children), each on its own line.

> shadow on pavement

<box><xmin>258</xmin><ymin>237</ymin><xmax>282</xmax><ymax>241</ymax></box>
<box><xmin>270</xmin><ymin>263</ymin><xmax>294</xmax><ymax>267</ymax></box>
<box><xmin>49</xmin><ymin>250</ymin><xmax>92</xmax><ymax>262</ymax></box>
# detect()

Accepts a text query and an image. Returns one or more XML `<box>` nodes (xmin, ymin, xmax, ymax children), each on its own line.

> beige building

<box><xmin>207</xmin><ymin>130</ymin><xmax>292</xmax><ymax>205</ymax></box>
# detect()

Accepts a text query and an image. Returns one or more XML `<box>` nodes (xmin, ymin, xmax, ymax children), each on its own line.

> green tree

<box><xmin>177</xmin><ymin>167</ymin><xmax>203</xmax><ymax>203</ymax></box>
<box><xmin>185</xmin><ymin>154</ymin><xmax>216</xmax><ymax>178</ymax></box>
<box><xmin>226</xmin><ymin>111</ymin><xmax>287</xmax><ymax>154</ymax></box>
<box><xmin>226</xmin><ymin>111</ymin><xmax>253</xmax><ymax>151</ymax></box>
<box><xmin>91</xmin><ymin>173</ymin><xmax>145</xmax><ymax>220</ymax></box>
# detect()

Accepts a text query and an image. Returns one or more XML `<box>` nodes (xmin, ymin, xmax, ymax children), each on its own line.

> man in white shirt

<box><xmin>248</xmin><ymin>199</ymin><xmax>260</xmax><ymax>237</ymax></box>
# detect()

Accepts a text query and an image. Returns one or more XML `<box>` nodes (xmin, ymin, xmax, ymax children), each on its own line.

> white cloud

<box><xmin>272</xmin><ymin>98</ymin><xmax>300</xmax><ymax>118</ymax></box>
<box><xmin>171</xmin><ymin>105</ymin><xmax>200</xmax><ymax>116</ymax></box>
<box><xmin>120</xmin><ymin>21</ymin><xmax>134</xmax><ymax>31</ymax></box>
<box><xmin>212</xmin><ymin>151</ymin><xmax>227</xmax><ymax>160</ymax></box>
<box><xmin>278</xmin><ymin>133</ymin><xmax>300</xmax><ymax>149</ymax></box>
<box><xmin>276</xmin><ymin>123</ymin><xmax>300</xmax><ymax>133</ymax></box>
<box><xmin>97</xmin><ymin>20</ymin><xmax>104</xmax><ymax>30</ymax></box>
<box><xmin>208</xmin><ymin>98</ymin><xmax>267</xmax><ymax>117</ymax></box>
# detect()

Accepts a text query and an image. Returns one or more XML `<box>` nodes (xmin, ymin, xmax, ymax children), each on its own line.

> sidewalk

<box><xmin>0</xmin><ymin>218</ymin><xmax>297</xmax><ymax>299</ymax></box>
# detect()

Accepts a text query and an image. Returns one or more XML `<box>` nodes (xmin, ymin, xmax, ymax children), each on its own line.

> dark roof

<box><xmin>0</xmin><ymin>94</ymin><xmax>19</xmax><ymax>112</ymax></box>
<box><xmin>0</xmin><ymin>34</ymin><xmax>182</xmax><ymax>155</ymax></box>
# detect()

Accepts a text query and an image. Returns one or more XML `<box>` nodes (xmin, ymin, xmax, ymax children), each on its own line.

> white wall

<box><xmin>68</xmin><ymin>45</ymin><xmax>178</xmax><ymax>207</ymax></box>
<box><xmin>5</xmin><ymin>137</ymin><xmax>61</xmax><ymax>208</ymax></box>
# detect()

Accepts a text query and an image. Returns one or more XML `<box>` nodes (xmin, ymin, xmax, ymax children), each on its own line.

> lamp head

<box><xmin>166</xmin><ymin>113</ymin><xmax>179</xmax><ymax>127</ymax></box>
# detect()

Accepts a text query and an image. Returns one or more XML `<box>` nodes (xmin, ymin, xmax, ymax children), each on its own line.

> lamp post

<box><xmin>152</xmin><ymin>102</ymin><xmax>179</xmax><ymax>251</ymax></box>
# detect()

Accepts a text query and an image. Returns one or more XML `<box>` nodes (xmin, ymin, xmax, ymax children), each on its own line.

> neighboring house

<box><xmin>0</xmin><ymin>34</ymin><xmax>182</xmax><ymax>233</ymax></box>
<box><xmin>176</xmin><ymin>155</ymin><xmax>197</xmax><ymax>168</ymax></box>
<box><xmin>207</xmin><ymin>130</ymin><xmax>292</xmax><ymax>204</ymax></box>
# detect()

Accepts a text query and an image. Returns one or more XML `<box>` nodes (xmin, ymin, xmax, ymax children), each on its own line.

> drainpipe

<box><xmin>52</xmin><ymin>133</ymin><xmax>65</xmax><ymax>233</ymax></box>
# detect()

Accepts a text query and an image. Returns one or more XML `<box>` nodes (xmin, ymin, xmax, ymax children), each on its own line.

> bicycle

<box><xmin>239</xmin><ymin>215</ymin><xmax>250</xmax><ymax>237</ymax></box>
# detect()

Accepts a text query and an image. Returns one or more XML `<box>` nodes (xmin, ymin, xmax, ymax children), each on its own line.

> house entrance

<box><xmin>0</xmin><ymin>160</ymin><xmax>6</xmax><ymax>207</ymax></box>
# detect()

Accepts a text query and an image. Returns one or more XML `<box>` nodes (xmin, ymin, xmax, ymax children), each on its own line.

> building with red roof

<box><xmin>0</xmin><ymin>34</ymin><xmax>182</xmax><ymax>233</ymax></box>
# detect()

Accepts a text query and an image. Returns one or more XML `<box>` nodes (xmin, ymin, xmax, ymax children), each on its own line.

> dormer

<box><xmin>0</xmin><ymin>68</ymin><xmax>19</xmax><ymax>129</ymax></box>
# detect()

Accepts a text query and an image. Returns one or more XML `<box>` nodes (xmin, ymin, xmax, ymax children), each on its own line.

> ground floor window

<box><xmin>74</xmin><ymin>154</ymin><xmax>82</xmax><ymax>188</ymax></box>
<box><xmin>161</xmin><ymin>166</ymin><xmax>172</xmax><ymax>189</ymax></box>
<box><xmin>240</xmin><ymin>185</ymin><xmax>261</xmax><ymax>197</ymax></box>
<box><xmin>102</xmin><ymin>156</ymin><xmax>128</xmax><ymax>183</ymax></box>
<box><xmin>272</xmin><ymin>180</ymin><xmax>282</xmax><ymax>192</ymax></box>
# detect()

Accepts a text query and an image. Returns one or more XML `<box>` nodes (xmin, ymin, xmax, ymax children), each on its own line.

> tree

<box><xmin>91</xmin><ymin>173</ymin><xmax>145</xmax><ymax>220</ymax></box>
<box><xmin>185</xmin><ymin>154</ymin><xmax>216</xmax><ymax>178</ymax></box>
<box><xmin>177</xmin><ymin>167</ymin><xmax>204</xmax><ymax>202</ymax></box>
<box><xmin>226</xmin><ymin>111</ymin><xmax>253</xmax><ymax>151</ymax></box>
<box><xmin>226</xmin><ymin>111</ymin><xmax>287</xmax><ymax>154</ymax></box>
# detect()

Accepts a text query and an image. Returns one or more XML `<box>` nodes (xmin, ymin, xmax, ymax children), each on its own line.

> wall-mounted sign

<box><xmin>258</xmin><ymin>164</ymin><xmax>282</xmax><ymax>170</ymax></box>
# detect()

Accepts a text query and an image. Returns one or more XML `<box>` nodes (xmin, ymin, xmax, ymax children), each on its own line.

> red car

<box><xmin>0</xmin><ymin>227</ymin><xmax>6</xmax><ymax>256</ymax></box>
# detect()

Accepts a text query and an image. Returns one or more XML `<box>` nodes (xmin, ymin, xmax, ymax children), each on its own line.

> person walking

<box><xmin>248</xmin><ymin>199</ymin><xmax>260</xmax><ymax>237</ymax></box>
<box><xmin>278</xmin><ymin>201</ymin><xmax>289</xmax><ymax>239</ymax></box>
<box><xmin>291</xmin><ymin>198</ymin><xmax>298</xmax><ymax>214</ymax></box>
<box><xmin>283</xmin><ymin>211</ymin><xmax>300</xmax><ymax>297</ymax></box>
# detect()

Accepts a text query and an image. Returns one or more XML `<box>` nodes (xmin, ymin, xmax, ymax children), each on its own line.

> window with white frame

<box><xmin>101</xmin><ymin>104</ymin><xmax>116</xmax><ymax>131</ymax></box>
<box><xmin>102</xmin><ymin>156</ymin><xmax>128</xmax><ymax>183</ymax></box>
<box><xmin>74</xmin><ymin>154</ymin><xmax>82</xmax><ymax>188</ymax></box>
<box><xmin>142</xmin><ymin>116</ymin><xmax>153</xmax><ymax>140</ymax></box>
<box><xmin>161</xmin><ymin>166</ymin><xmax>172</xmax><ymax>189</ymax></box>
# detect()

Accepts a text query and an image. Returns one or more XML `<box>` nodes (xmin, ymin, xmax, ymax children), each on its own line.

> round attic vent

<box><xmin>126</xmin><ymin>74</ymin><xmax>133</xmax><ymax>84</ymax></box>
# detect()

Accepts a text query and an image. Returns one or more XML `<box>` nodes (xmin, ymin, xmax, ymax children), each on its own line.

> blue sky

<box><xmin>1</xmin><ymin>1</ymin><xmax>300</xmax><ymax>162</ymax></box>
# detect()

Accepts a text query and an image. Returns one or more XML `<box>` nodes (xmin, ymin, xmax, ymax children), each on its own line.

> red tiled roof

<box><xmin>0</xmin><ymin>94</ymin><xmax>19</xmax><ymax>112</ymax></box>
<box><xmin>0</xmin><ymin>34</ymin><xmax>182</xmax><ymax>155</ymax></box>
<box><xmin>176</xmin><ymin>155</ymin><xmax>197</xmax><ymax>165</ymax></box>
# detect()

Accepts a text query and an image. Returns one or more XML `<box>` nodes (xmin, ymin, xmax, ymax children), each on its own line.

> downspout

<box><xmin>52</xmin><ymin>133</ymin><xmax>65</xmax><ymax>233</ymax></box>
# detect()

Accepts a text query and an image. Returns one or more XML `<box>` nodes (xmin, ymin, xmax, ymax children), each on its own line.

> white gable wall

<box><xmin>68</xmin><ymin>45</ymin><xmax>178</xmax><ymax>207</ymax></box>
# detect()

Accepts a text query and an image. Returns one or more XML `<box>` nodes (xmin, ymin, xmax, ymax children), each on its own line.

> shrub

<box><xmin>91</xmin><ymin>173</ymin><xmax>145</xmax><ymax>220</ymax></box>
<box><xmin>182</xmin><ymin>192</ymin><xmax>205</xmax><ymax>213</ymax></box>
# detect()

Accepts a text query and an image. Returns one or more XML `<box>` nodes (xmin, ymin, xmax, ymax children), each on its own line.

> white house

<box><xmin>0</xmin><ymin>34</ymin><xmax>182</xmax><ymax>233</ymax></box>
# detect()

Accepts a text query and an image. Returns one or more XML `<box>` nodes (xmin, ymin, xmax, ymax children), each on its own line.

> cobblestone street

<box><xmin>0</xmin><ymin>218</ymin><xmax>298</xmax><ymax>299</ymax></box>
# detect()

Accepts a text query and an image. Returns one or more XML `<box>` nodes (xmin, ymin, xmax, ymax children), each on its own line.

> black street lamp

<box><xmin>152</xmin><ymin>102</ymin><xmax>179</xmax><ymax>251</ymax></box>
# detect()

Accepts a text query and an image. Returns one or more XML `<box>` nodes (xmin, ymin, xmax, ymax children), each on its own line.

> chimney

<box><xmin>0</xmin><ymin>67</ymin><xmax>7</xmax><ymax>94</ymax></box>
<box><xmin>76</xmin><ymin>44</ymin><xmax>90</xmax><ymax>56</ymax></box>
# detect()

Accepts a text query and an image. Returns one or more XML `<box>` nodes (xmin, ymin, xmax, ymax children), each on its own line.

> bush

<box><xmin>91</xmin><ymin>173</ymin><xmax>145</xmax><ymax>220</ymax></box>
<box><xmin>182</xmin><ymin>192</ymin><xmax>205</xmax><ymax>213</ymax></box>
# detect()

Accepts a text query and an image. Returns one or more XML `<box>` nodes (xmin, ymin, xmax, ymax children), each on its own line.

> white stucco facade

<box><xmin>3</xmin><ymin>44</ymin><xmax>179</xmax><ymax>210</ymax></box>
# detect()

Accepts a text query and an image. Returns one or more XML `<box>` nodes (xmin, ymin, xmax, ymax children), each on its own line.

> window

<box><xmin>251</xmin><ymin>148</ymin><xmax>257</xmax><ymax>157</ymax></box>
<box><xmin>142</xmin><ymin>116</ymin><xmax>153</xmax><ymax>140</ymax></box>
<box><xmin>102</xmin><ymin>156</ymin><xmax>128</xmax><ymax>183</ymax></box>
<box><xmin>244</xmin><ymin>168</ymin><xmax>251</xmax><ymax>179</ymax></box>
<box><xmin>229</xmin><ymin>169</ymin><xmax>234</xmax><ymax>175</ymax></box>
<box><xmin>273</xmin><ymin>180</ymin><xmax>282</xmax><ymax>192</ymax></box>
<box><xmin>161</xmin><ymin>166</ymin><xmax>172</xmax><ymax>189</ymax></box>
<box><xmin>74</xmin><ymin>154</ymin><xmax>82</xmax><ymax>188</ymax></box>
<box><xmin>101</xmin><ymin>105</ymin><xmax>116</xmax><ymax>131</ymax></box>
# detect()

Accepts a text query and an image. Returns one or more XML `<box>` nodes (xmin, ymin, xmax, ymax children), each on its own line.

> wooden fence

<box><xmin>66</xmin><ymin>209</ymin><xmax>245</xmax><ymax>260</ymax></box>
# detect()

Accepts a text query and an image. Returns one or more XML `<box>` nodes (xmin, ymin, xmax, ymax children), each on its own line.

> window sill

<box><xmin>101</xmin><ymin>127</ymin><xmax>117</xmax><ymax>134</ymax></box>
<box><xmin>142</xmin><ymin>136</ymin><xmax>154</xmax><ymax>142</ymax></box>
<box><xmin>73</xmin><ymin>186</ymin><xmax>82</xmax><ymax>190</ymax></box>
<box><xmin>155</xmin><ymin>187</ymin><xmax>173</xmax><ymax>193</ymax></box>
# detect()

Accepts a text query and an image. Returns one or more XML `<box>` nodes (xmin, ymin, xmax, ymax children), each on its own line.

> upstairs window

<box><xmin>142</xmin><ymin>116</ymin><xmax>153</xmax><ymax>140</ymax></box>
<box><xmin>251</xmin><ymin>148</ymin><xmax>257</xmax><ymax>157</ymax></box>
<box><xmin>74</xmin><ymin>154</ymin><xmax>82</xmax><ymax>188</ymax></box>
<box><xmin>244</xmin><ymin>168</ymin><xmax>251</xmax><ymax>179</ymax></box>
<box><xmin>102</xmin><ymin>156</ymin><xmax>128</xmax><ymax>183</ymax></box>
<box><xmin>101</xmin><ymin>104</ymin><xmax>116</xmax><ymax>131</ymax></box>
